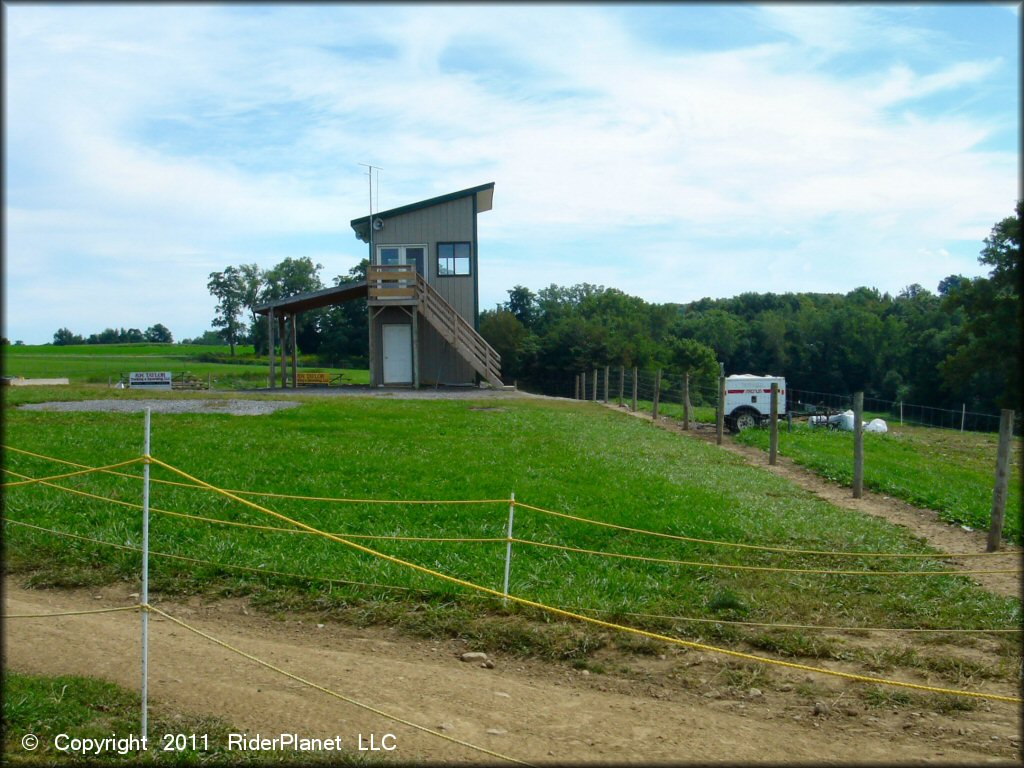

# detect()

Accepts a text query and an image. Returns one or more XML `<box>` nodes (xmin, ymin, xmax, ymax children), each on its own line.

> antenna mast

<box><xmin>358</xmin><ymin>163</ymin><xmax>383</xmax><ymax>263</ymax></box>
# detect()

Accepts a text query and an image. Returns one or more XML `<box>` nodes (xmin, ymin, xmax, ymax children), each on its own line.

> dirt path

<box><xmin>607</xmin><ymin>404</ymin><xmax>1022</xmax><ymax>599</ymax></box>
<box><xmin>4</xmin><ymin>577</ymin><xmax>1021</xmax><ymax>765</ymax></box>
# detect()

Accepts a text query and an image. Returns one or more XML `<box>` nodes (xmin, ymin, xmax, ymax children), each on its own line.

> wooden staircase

<box><xmin>368</xmin><ymin>266</ymin><xmax>503</xmax><ymax>388</ymax></box>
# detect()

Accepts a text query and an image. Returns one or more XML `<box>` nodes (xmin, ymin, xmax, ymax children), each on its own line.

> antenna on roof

<box><xmin>358</xmin><ymin>163</ymin><xmax>383</xmax><ymax>257</ymax></box>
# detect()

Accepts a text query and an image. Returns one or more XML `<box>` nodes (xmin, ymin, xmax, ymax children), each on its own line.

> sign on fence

<box><xmin>129</xmin><ymin>372</ymin><xmax>172</xmax><ymax>391</ymax></box>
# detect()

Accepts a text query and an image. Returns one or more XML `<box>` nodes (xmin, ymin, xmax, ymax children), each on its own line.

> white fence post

<box><xmin>141</xmin><ymin>408</ymin><xmax>151</xmax><ymax>738</ymax></box>
<box><xmin>503</xmin><ymin>493</ymin><xmax>515</xmax><ymax>605</ymax></box>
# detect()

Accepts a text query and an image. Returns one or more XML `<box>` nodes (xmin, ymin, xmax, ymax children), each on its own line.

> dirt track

<box><xmin>4</xmin><ymin>397</ymin><xmax>1022</xmax><ymax>764</ymax></box>
<box><xmin>4</xmin><ymin>578</ymin><xmax>1021</xmax><ymax>765</ymax></box>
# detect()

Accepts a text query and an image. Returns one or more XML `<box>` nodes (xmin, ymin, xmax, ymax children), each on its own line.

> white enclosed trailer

<box><xmin>724</xmin><ymin>374</ymin><xmax>786</xmax><ymax>432</ymax></box>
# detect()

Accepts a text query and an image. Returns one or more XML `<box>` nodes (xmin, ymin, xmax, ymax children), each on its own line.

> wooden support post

<box><xmin>853</xmin><ymin>391</ymin><xmax>864</xmax><ymax>498</ymax></box>
<box><xmin>987</xmin><ymin>410</ymin><xmax>1014</xmax><ymax>552</ymax></box>
<box><xmin>592</xmin><ymin>368</ymin><xmax>597</xmax><ymax>401</ymax></box>
<box><xmin>367</xmin><ymin>307</ymin><xmax>377</xmax><ymax>387</ymax></box>
<box><xmin>769</xmin><ymin>382</ymin><xmax>779</xmax><ymax>465</ymax></box>
<box><xmin>603</xmin><ymin>366</ymin><xmax>610</xmax><ymax>404</ymax></box>
<box><xmin>652</xmin><ymin>368</ymin><xmax>662</xmax><ymax>421</ymax></box>
<box><xmin>682</xmin><ymin>372</ymin><xmax>691</xmax><ymax>430</ymax></box>
<box><xmin>277</xmin><ymin>315</ymin><xmax>286</xmax><ymax>389</ymax></box>
<box><xmin>631</xmin><ymin>367</ymin><xmax>638</xmax><ymax>412</ymax></box>
<box><xmin>716</xmin><ymin>368</ymin><xmax>725</xmax><ymax>445</ymax></box>
<box><xmin>574</xmin><ymin>374</ymin><xmax>580</xmax><ymax>400</ymax></box>
<box><xmin>267</xmin><ymin>309</ymin><xmax>275</xmax><ymax>388</ymax></box>
<box><xmin>290</xmin><ymin>314</ymin><xmax>298</xmax><ymax>389</ymax></box>
<box><xmin>618</xmin><ymin>366</ymin><xmax>625</xmax><ymax>407</ymax></box>
<box><xmin>412</xmin><ymin>309</ymin><xmax>420</xmax><ymax>388</ymax></box>
<box><xmin>581</xmin><ymin>370</ymin><xmax>587</xmax><ymax>401</ymax></box>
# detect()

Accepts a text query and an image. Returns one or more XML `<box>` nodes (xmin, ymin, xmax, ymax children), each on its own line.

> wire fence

<box><xmin>545</xmin><ymin>366</ymin><xmax>1016</xmax><ymax>435</ymax></box>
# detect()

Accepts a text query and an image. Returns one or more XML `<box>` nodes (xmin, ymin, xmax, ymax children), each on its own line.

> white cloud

<box><xmin>3</xmin><ymin>4</ymin><xmax>1018</xmax><ymax>343</ymax></box>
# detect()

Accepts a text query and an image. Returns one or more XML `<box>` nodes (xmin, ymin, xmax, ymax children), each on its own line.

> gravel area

<box><xmin>17</xmin><ymin>399</ymin><xmax>303</xmax><ymax>416</ymax></box>
<box><xmin>242</xmin><ymin>385</ymin><xmax>555</xmax><ymax>400</ymax></box>
<box><xmin>16</xmin><ymin>388</ymin><xmax>557</xmax><ymax>416</ymax></box>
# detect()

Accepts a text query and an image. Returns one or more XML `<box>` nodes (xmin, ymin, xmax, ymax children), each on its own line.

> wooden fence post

<box><xmin>631</xmin><ymin>367</ymin><xmax>638</xmax><ymax>412</ymax></box>
<box><xmin>853</xmin><ymin>391</ymin><xmax>864</xmax><ymax>498</ymax></box>
<box><xmin>987</xmin><ymin>409</ymin><xmax>1014</xmax><ymax>552</ymax></box>
<box><xmin>618</xmin><ymin>366</ymin><xmax>625</xmax><ymax>407</ymax></box>
<box><xmin>581</xmin><ymin>370</ymin><xmax>586</xmax><ymax>401</ymax></box>
<box><xmin>592</xmin><ymin>368</ymin><xmax>598</xmax><ymax>401</ymax></box>
<box><xmin>716</xmin><ymin>367</ymin><xmax>725</xmax><ymax>445</ymax></box>
<box><xmin>574</xmin><ymin>374</ymin><xmax>580</xmax><ymax>400</ymax></box>
<box><xmin>769</xmin><ymin>382</ymin><xmax>779</xmax><ymax>465</ymax></box>
<box><xmin>652</xmin><ymin>369</ymin><xmax>662</xmax><ymax>421</ymax></box>
<box><xmin>682</xmin><ymin>372</ymin><xmax>691</xmax><ymax>430</ymax></box>
<box><xmin>603</xmin><ymin>366</ymin><xmax>610</xmax><ymax>404</ymax></box>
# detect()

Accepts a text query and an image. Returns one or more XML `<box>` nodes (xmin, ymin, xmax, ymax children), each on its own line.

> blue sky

<box><xmin>3</xmin><ymin>2</ymin><xmax>1020</xmax><ymax>345</ymax></box>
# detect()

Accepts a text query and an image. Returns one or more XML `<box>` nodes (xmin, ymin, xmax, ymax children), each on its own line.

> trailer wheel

<box><xmin>730</xmin><ymin>408</ymin><xmax>759</xmax><ymax>433</ymax></box>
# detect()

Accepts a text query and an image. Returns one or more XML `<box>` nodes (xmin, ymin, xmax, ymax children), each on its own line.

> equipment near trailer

<box><xmin>724</xmin><ymin>374</ymin><xmax>786</xmax><ymax>432</ymax></box>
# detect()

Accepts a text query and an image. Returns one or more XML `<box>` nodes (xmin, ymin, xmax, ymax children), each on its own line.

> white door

<box><xmin>382</xmin><ymin>324</ymin><xmax>413</xmax><ymax>384</ymax></box>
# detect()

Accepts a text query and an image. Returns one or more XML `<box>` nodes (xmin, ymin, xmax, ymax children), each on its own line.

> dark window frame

<box><xmin>437</xmin><ymin>242</ymin><xmax>472</xmax><ymax>277</ymax></box>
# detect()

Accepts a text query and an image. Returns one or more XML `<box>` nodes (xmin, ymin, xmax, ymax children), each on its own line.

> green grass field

<box><xmin>733</xmin><ymin>422</ymin><xmax>1022</xmax><ymax>544</ymax></box>
<box><xmin>2</xmin><ymin>343</ymin><xmax>369</xmax><ymax>388</ymax></box>
<box><xmin>3</xmin><ymin>383</ymin><xmax>1019</xmax><ymax>667</ymax></box>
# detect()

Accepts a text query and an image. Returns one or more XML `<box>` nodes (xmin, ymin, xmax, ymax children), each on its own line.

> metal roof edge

<box><xmin>254</xmin><ymin>281</ymin><xmax>368</xmax><ymax>314</ymax></box>
<box><xmin>350</xmin><ymin>182</ymin><xmax>495</xmax><ymax>232</ymax></box>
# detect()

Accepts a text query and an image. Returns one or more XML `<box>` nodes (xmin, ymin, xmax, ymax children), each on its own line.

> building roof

<box><xmin>254</xmin><ymin>281</ymin><xmax>368</xmax><ymax>315</ymax></box>
<box><xmin>350</xmin><ymin>182</ymin><xmax>494</xmax><ymax>243</ymax></box>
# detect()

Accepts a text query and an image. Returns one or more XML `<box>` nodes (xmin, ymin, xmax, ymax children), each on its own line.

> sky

<box><xmin>3</xmin><ymin>2</ymin><xmax>1020</xmax><ymax>345</ymax></box>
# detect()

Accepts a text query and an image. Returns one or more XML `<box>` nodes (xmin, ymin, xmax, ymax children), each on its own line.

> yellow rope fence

<box><xmin>7</xmin><ymin>517</ymin><xmax>1018</xmax><ymax>636</ymax></box>
<box><xmin>4</xmin><ymin>444</ymin><xmax>1017</xmax><ymax>559</ymax></box>
<box><xmin>140</xmin><ymin>454</ymin><xmax>1024</xmax><ymax>705</ymax></box>
<box><xmin>4</xmin><ymin>449</ymin><xmax>1021</xmax><ymax>702</ymax></box>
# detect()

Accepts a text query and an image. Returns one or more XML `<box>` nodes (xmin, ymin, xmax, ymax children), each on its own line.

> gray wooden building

<box><xmin>255</xmin><ymin>183</ymin><xmax>502</xmax><ymax>389</ymax></box>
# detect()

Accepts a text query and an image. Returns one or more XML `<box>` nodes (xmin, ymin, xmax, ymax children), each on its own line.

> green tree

<box><xmin>207</xmin><ymin>267</ymin><xmax>247</xmax><ymax>356</ymax></box>
<box><xmin>52</xmin><ymin>328</ymin><xmax>84</xmax><ymax>346</ymax></box>
<box><xmin>144</xmin><ymin>324</ymin><xmax>173</xmax><ymax>343</ymax></box>
<box><xmin>505</xmin><ymin>285</ymin><xmax>538</xmax><ymax>328</ymax></box>
<box><xmin>940</xmin><ymin>202</ymin><xmax>1021</xmax><ymax>411</ymax></box>
<box><xmin>480</xmin><ymin>310</ymin><xmax>536</xmax><ymax>380</ymax></box>
<box><xmin>319</xmin><ymin>260</ymin><xmax>370</xmax><ymax>367</ymax></box>
<box><xmin>240</xmin><ymin>263</ymin><xmax>266</xmax><ymax>353</ymax></box>
<box><xmin>261</xmin><ymin>257</ymin><xmax>324</xmax><ymax>354</ymax></box>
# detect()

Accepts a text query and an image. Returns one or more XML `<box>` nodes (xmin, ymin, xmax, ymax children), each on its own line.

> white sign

<box><xmin>129</xmin><ymin>371</ymin><xmax>173</xmax><ymax>391</ymax></box>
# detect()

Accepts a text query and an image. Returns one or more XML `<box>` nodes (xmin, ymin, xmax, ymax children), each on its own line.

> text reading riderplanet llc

<box><xmin>228</xmin><ymin>733</ymin><xmax>397</xmax><ymax>752</ymax></box>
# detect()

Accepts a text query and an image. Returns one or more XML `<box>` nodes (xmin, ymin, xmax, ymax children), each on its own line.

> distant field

<box><xmin>734</xmin><ymin>422</ymin><xmax>1022</xmax><ymax>544</ymax></box>
<box><xmin>2</xmin><ymin>343</ymin><xmax>369</xmax><ymax>388</ymax></box>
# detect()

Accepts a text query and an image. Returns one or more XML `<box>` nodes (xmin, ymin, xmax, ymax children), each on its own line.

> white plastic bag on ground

<box><xmin>865</xmin><ymin>418</ymin><xmax>888</xmax><ymax>433</ymax></box>
<box><xmin>837</xmin><ymin>410</ymin><xmax>856</xmax><ymax>431</ymax></box>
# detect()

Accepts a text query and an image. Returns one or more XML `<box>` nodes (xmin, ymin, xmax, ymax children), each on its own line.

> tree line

<box><xmin>194</xmin><ymin>203</ymin><xmax>1018</xmax><ymax>416</ymax></box>
<box><xmin>206</xmin><ymin>257</ymin><xmax>368</xmax><ymax>365</ymax></box>
<box><xmin>52</xmin><ymin>324</ymin><xmax>174</xmax><ymax>345</ymax></box>
<box><xmin>480</xmin><ymin>203</ymin><xmax>1020</xmax><ymax>415</ymax></box>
